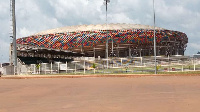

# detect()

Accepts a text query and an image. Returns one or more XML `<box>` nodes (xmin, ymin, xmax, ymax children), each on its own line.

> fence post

<box><xmin>182</xmin><ymin>60</ymin><xmax>184</xmax><ymax>72</ymax></box>
<box><xmin>168</xmin><ymin>55</ymin><xmax>170</xmax><ymax>72</ymax></box>
<box><xmin>34</xmin><ymin>64</ymin><xmax>36</xmax><ymax>74</ymax></box>
<box><xmin>194</xmin><ymin>58</ymin><xmax>196</xmax><ymax>71</ymax></box>
<box><xmin>44</xmin><ymin>63</ymin><xmax>46</xmax><ymax>75</ymax></box>
<box><xmin>75</xmin><ymin>62</ymin><xmax>76</xmax><ymax>74</ymax></box>
<box><xmin>66</xmin><ymin>61</ymin><xmax>68</xmax><ymax>74</ymax></box>
<box><xmin>39</xmin><ymin>63</ymin><xmax>41</xmax><ymax>74</ymax></box>
<box><xmin>84</xmin><ymin>59</ymin><xmax>86</xmax><ymax>74</ymax></box>
<box><xmin>58</xmin><ymin>62</ymin><xmax>60</xmax><ymax>74</ymax></box>
<box><xmin>51</xmin><ymin>62</ymin><xmax>52</xmax><ymax>74</ymax></box>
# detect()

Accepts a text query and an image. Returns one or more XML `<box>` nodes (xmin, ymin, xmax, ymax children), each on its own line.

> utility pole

<box><xmin>11</xmin><ymin>0</ymin><xmax>17</xmax><ymax>75</ymax></box>
<box><xmin>153</xmin><ymin>0</ymin><xmax>157</xmax><ymax>74</ymax></box>
<box><xmin>104</xmin><ymin>0</ymin><xmax>110</xmax><ymax>68</ymax></box>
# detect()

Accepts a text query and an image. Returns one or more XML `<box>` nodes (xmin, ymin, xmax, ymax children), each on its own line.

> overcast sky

<box><xmin>0</xmin><ymin>0</ymin><xmax>200</xmax><ymax>63</ymax></box>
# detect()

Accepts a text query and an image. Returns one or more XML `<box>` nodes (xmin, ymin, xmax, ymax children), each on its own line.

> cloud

<box><xmin>49</xmin><ymin>0</ymin><xmax>104</xmax><ymax>25</ymax></box>
<box><xmin>15</xmin><ymin>0</ymin><xmax>62</xmax><ymax>38</ymax></box>
<box><xmin>0</xmin><ymin>0</ymin><xmax>200</xmax><ymax>62</ymax></box>
<box><xmin>0</xmin><ymin>39</ymin><xmax>10</xmax><ymax>63</ymax></box>
<box><xmin>186</xmin><ymin>43</ymin><xmax>200</xmax><ymax>55</ymax></box>
<box><xmin>108</xmin><ymin>13</ymin><xmax>140</xmax><ymax>24</ymax></box>
<box><xmin>189</xmin><ymin>43</ymin><xmax>200</xmax><ymax>50</ymax></box>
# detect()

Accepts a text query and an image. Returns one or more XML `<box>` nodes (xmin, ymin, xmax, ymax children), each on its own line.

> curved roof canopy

<box><xmin>33</xmin><ymin>23</ymin><xmax>165</xmax><ymax>36</ymax></box>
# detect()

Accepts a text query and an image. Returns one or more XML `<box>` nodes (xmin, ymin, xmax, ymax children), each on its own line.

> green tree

<box><xmin>92</xmin><ymin>63</ymin><xmax>96</xmax><ymax>74</ymax></box>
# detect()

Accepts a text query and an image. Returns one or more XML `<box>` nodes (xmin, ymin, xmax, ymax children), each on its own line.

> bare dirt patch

<box><xmin>1</xmin><ymin>76</ymin><xmax>200</xmax><ymax>112</ymax></box>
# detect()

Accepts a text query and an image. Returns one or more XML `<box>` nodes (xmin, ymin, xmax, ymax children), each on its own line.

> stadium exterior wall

<box><xmin>16</xmin><ymin>24</ymin><xmax>188</xmax><ymax>58</ymax></box>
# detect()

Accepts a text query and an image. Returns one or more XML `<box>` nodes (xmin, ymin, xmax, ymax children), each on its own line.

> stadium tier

<box><xmin>16</xmin><ymin>23</ymin><xmax>188</xmax><ymax>60</ymax></box>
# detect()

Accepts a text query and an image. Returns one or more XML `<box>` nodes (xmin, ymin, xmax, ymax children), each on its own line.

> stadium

<box><xmin>7</xmin><ymin>23</ymin><xmax>190</xmax><ymax>75</ymax></box>
<box><xmin>16</xmin><ymin>23</ymin><xmax>188</xmax><ymax>58</ymax></box>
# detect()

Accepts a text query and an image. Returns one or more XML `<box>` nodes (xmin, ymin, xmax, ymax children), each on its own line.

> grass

<box><xmin>26</xmin><ymin>64</ymin><xmax>200</xmax><ymax>76</ymax></box>
<box><xmin>158</xmin><ymin>71</ymin><xmax>200</xmax><ymax>75</ymax></box>
<box><xmin>31</xmin><ymin>70</ymin><xmax>200</xmax><ymax>76</ymax></box>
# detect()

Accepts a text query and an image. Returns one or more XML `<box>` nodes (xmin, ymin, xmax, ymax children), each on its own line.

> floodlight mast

<box><xmin>104</xmin><ymin>0</ymin><xmax>110</xmax><ymax>68</ymax></box>
<box><xmin>153</xmin><ymin>0</ymin><xmax>157</xmax><ymax>74</ymax></box>
<box><xmin>11</xmin><ymin>0</ymin><xmax>17</xmax><ymax>75</ymax></box>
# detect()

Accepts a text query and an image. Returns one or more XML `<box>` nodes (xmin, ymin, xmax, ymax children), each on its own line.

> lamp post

<box><xmin>104</xmin><ymin>0</ymin><xmax>110</xmax><ymax>68</ymax></box>
<box><xmin>11</xmin><ymin>0</ymin><xmax>17</xmax><ymax>75</ymax></box>
<box><xmin>153</xmin><ymin>0</ymin><xmax>157</xmax><ymax>74</ymax></box>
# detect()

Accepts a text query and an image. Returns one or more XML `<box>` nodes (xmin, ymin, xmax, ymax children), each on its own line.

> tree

<box><xmin>92</xmin><ymin>63</ymin><xmax>96</xmax><ymax>74</ymax></box>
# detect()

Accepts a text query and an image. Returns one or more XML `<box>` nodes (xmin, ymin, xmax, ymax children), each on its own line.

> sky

<box><xmin>0</xmin><ymin>0</ymin><xmax>200</xmax><ymax>63</ymax></box>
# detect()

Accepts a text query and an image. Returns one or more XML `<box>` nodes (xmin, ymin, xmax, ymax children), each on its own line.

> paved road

<box><xmin>0</xmin><ymin>76</ymin><xmax>200</xmax><ymax>112</ymax></box>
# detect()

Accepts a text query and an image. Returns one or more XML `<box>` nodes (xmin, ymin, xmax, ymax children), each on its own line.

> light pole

<box><xmin>11</xmin><ymin>0</ymin><xmax>17</xmax><ymax>75</ymax></box>
<box><xmin>153</xmin><ymin>0</ymin><xmax>157</xmax><ymax>74</ymax></box>
<box><xmin>104</xmin><ymin>0</ymin><xmax>110</xmax><ymax>68</ymax></box>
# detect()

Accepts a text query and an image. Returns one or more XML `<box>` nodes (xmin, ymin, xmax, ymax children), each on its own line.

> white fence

<box><xmin>15</xmin><ymin>56</ymin><xmax>200</xmax><ymax>75</ymax></box>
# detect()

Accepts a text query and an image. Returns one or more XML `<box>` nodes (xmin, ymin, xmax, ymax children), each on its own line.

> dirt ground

<box><xmin>0</xmin><ymin>76</ymin><xmax>200</xmax><ymax>112</ymax></box>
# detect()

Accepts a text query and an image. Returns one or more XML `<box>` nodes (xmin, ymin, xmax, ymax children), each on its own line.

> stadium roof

<box><xmin>33</xmin><ymin>23</ymin><xmax>165</xmax><ymax>36</ymax></box>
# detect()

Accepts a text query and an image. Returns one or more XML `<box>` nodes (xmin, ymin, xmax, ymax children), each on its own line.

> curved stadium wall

<box><xmin>16</xmin><ymin>24</ymin><xmax>188</xmax><ymax>58</ymax></box>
